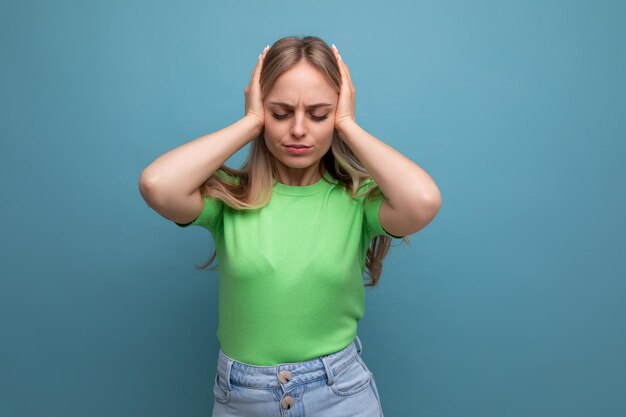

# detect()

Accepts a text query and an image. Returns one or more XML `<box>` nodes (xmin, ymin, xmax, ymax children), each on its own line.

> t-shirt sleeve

<box><xmin>361</xmin><ymin>178</ymin><xmax>405</xmax><ymax>240</ymax></box>
<box><xmin>174</xmin><ymin>194</ymin><xmax>224</xmax><ymax>234</ymax></box>
<box><xmin>173</xmin><ymin>169</ymin><xmax>238</xmax><ymax>234</ymax></box>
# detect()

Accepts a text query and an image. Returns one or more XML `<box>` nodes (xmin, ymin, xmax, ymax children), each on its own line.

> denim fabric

<box><xmin>212</xmin><ymin>335</ymin><xmax>384</xmax><ymax>417</ymax></box>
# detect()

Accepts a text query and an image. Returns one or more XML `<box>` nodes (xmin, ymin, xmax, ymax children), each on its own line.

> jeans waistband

<box><xmin>216</xmin><ymin>335</ymin><xmax>364</xmax><ymax>390</ymax></box>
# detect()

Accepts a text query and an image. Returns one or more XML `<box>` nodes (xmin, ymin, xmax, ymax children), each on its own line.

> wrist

<box><xmin>242</xmin><ymin>115</ymin><xmax>264</xmax><ymax>138</ymax></box>
<box><xmin>335</xmin><ymin>118</ymin><xmax>358</xmax><ymax>139</ymax></box>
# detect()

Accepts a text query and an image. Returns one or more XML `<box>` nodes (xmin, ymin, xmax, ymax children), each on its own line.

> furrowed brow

<box><xmin>270</xmin><ymin>101</ymin><xmax>333</xmax><ymax>109</ymax></box>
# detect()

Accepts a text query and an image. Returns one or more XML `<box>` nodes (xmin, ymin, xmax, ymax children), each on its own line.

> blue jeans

<box><xmin>212</xmin><ymin>335</ymin><xmax>385</xmax><ymax>417</ymax></box>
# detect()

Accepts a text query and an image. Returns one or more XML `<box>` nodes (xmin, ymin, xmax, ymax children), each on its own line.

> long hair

<box><xmin>195</xmin><ymin>35</ymin><xmax>410</xmax><ymax>287</ymax></box>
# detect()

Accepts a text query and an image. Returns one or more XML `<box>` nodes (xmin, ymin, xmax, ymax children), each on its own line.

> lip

<box><xmin>283</xmin><ymin>145</ymin><xmax>312</xmax><ymax>155</ymax></box>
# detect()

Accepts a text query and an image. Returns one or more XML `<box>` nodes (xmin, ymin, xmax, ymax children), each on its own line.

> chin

<box><xmin>274</xmin><ymin>157</ymin><xmax>320</xmax><ymax>170</ymax></box>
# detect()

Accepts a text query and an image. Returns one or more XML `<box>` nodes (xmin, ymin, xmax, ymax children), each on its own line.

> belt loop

<box><xmin>320</xmin><ymin>355</ymin><xmax>334</xmax><ymax>385</ymax></box>
<box><xmin>224</xmin><ymin>358</ymin><xmax>234</xmax><ymax>391</ymax></box>
<box><xmin>355</xmin><ymin>335</ymin><xmax>363</xmax><ymax>355</ymax></box>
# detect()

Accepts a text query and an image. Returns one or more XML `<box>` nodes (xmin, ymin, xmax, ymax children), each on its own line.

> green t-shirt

<box><xmin>175</xmin><ymin>170</ymin><xmax>402</xmax><ymax>365</ymax></box>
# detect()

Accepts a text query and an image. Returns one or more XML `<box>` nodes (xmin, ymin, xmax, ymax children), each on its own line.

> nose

<box><xmin>290</xmin><ymin>112</ymin><xmax>307</xmax><ymax>138</ymax></box>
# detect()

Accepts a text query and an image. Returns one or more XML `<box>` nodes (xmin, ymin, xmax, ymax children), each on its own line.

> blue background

<box><xmin>2</xmin><ymin>0</ymin><xmax>625</xmax><ymax>416</ymax></box>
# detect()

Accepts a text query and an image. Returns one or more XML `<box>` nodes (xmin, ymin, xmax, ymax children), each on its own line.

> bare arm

<box><xmin>337</xmin><ymin>120</ymin><xmax>441</xmax><ymax>236</ymax></box>
<box><xmin>331</xmin><ymin>45</ymin><xmax>441</xmax><ymax>237</ymax></box>
<box><xmin>138</xmin><ymin>115</ymin><xmax>262</xmax><ymax>224</ymax></box>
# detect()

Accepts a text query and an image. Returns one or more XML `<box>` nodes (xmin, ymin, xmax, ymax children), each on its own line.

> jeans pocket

<box><xmin>330</xmin><ymin>356</ymin><xmax>372</xmax><ymax>397</ymax></box>
<box><xmin>213</xmin><ymin>372</ymin><xmax>231</xmax><ymax>404</ymax></box>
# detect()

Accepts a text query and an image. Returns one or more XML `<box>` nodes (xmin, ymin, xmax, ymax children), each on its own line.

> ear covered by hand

<box><xmin>331</xmin><ymin>44</ymin><xmax>356</xmax><ymax>133</ymax></box>
<box><xmin>244</xmin><ymin>45</ymin><xmax>270</xmax><ymax>133</ymax></box>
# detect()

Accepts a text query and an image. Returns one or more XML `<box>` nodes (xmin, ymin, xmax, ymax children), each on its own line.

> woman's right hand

<box><xmin>244</xmin><ymin>45</ymin><xmax>269</xmax><ymax>134</ymax></box>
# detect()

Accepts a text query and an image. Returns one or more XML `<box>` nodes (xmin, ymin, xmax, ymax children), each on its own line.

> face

<box><xmin>263</xmin><ymin>61</ymin><xmax>338</xmax><ymax>180</ymax></box>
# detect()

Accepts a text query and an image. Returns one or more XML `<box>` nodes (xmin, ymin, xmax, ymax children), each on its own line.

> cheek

<box><xmin>263</xmin><ymin>132</ymin><xmax>276</xmax><ymax>150</ymax></box>
<box><xmin>262</xmin><ymin>123</ymin><xmax>280</xmax><ymax>142</ymax></box>
<box><xmin>264</xmin><ymin>119</ymin><xmax>287</xmax><ymax>137</ymax></box>
<box><xmin>320</xmin><ymin>123</ymin><xmax>336</xmax><ymax>140</ymax></box>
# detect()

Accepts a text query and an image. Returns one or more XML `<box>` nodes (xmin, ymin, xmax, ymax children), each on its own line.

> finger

<box><xmin>249</xmin><ymin>47</ymin><xmax>268</xmax><ymax>89</ymax></box>
<box><xmin>253</xmin><ymin>48</ymin><xmax>266</xmax><ymax>77</ymax></box>
<box><xmin>332</xmin><ymin>46</ymin><xmax>352</xmax><ymax>89</ymax></box>
<box><xmin>332</xmin><ymin>48</ymin><xmax>348</xmax><ymax>87</ymax></box>
<box><xmin>247</xmin><ymin>58</ymin><xmax>260</xmax><ymax>90</ymax></box>
<box><xmin>339</xmin><ymin>56</ymin><xmax>353</xmax><ymax>89</ymax></box>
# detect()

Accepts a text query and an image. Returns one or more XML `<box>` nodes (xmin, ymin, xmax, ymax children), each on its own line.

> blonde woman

<box><xmin>139</xmin><ymin>35</ymin><xmax>441</xmax><ymax>417</ymax></box>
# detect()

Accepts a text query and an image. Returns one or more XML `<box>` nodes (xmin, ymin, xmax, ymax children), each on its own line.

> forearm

<box><xmin>336</xmin><ymin>120</ymin><xmax>441</xmax><ymax>213</ymax></box>
<box><xmin>140</xmin><ymin>115</ymin><xmax>261</xmax><ymax>198</ymax></box>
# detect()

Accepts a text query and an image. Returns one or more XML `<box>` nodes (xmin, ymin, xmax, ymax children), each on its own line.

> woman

<box><xmin>139</xmin><ymin>35</ymin><xmax>441</xmax><ymax>417</ymax></box>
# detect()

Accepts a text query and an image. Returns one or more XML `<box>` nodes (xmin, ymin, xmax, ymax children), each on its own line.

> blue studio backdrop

<box><xmin>1</xmin><ymin>0</ymin><xmax>625</xmax><ymax>416</ymax></box>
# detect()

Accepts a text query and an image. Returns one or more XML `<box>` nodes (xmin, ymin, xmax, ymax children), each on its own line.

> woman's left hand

<box><xmin>331</xmin><ymin>44</ymin><xmax>356</xmax><ymax>134</ymax></box>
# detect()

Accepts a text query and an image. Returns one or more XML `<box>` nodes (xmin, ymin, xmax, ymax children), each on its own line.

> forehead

<box><xmin>266</xmin><ymin>62</ymin><xmax>336</xmax><ymax>104</ymax></box>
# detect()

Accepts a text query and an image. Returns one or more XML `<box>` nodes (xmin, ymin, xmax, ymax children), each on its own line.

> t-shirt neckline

<box><xmin>272</xmin><ymin>171</ymin><xmax>336</xmax><ymax>196</ymax></box>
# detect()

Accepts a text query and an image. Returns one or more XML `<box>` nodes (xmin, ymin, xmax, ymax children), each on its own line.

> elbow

<box><xmin>419</xmin><ymin>185</ymin><xmax>442</xmax><ymax>213</ymax></box>
<box><xmin>139</xmin><ymin>170</ymin><xmax>161</xmax><ymax>203</ymax></box>
<box><xmin>427</xmin><ymin>190</ymin><xmax>442</xmax><ymax>214</ymax></box>
<box><xmin>410</xmin><ymin>192</ymin><xmax>442</xmax><ymax>232</ymax></box>
<box><xmin>423</xmin><ymin>191</ymin><xmax>442</xmax><ymax>220</ymax></box>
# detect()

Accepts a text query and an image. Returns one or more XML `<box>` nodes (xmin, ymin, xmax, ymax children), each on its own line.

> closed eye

<box><xmin>272</xmin><ymin>112</ymin><xmax>329</xmax><ymax>122</ymax></box>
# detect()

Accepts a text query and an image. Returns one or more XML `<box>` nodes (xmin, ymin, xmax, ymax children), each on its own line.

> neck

<box><xmin>273</xmin><ymin>165</ymin><xmax>325</xmax><ymax>186</ymax></box>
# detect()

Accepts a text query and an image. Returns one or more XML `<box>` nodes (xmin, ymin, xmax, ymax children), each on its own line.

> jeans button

<box><xmin>277</xmin><ymin>370</ymin><xmax>291</xmax><ymax>384</ymax></box>
<box><xmin>280</xmin><ymin>395</ymin><xmax>294</xmax><ymax>409</ymax></box>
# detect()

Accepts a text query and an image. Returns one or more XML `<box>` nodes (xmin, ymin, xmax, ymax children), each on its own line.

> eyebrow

<box><xmin>269</xmin><ymin>101</ymin><xmax>333</xmax><ymax>109</ymax></box>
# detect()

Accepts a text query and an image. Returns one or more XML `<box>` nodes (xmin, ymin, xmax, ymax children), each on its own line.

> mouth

<box><xmin>283</xmin><ymin>145</ymin><xmax>312</xmax><ymax>154</ymax></box>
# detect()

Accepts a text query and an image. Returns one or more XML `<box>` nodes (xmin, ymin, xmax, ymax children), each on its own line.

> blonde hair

<box><xmin>195</xmin><ymin>35</ymin><xmax>410</xmax><ymax>287</ymax></box>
